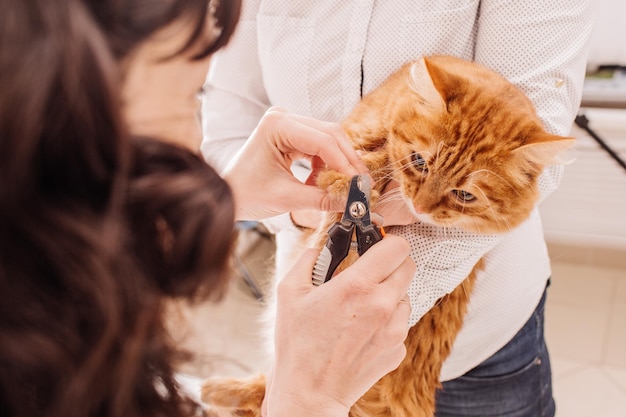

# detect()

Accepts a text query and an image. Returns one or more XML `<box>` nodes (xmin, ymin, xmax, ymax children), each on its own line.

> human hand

<box><xmin>264</xmin><ymin>235</ymin><xmax>415</xmax><ymax>417</ymax></box>
<box><xmin>223</xmin><ymin>107</ymin><xmax>368</xmax><ymax>221</ymax></box>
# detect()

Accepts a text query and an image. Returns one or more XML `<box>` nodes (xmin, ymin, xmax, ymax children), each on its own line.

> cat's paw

<box><xmin>316</xmin><ymin>170</ymin><xmax>351</xmax><ymax>204</ymax></box>
<box><xmin>317</xmin><ymin>170</ymin><xmax>382</xmax><ymax>211</ymax></box>
<box><xmin>201</xmin><ymin>374</ymin><xmax>265</xmax><ymax>417</ymax></box>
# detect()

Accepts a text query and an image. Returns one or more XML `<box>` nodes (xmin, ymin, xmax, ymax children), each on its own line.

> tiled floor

<box><xmin>174</xmin><ymin>253</ymin><xmax>626</xmax><ymax>416</ymax></box>
<box><xmin>547</xmin><ymin>261</ymin><xmax>626</xmax><ymax>417</ymax></box>
<box><xmin>170</xmin><ymin>278</ymin><xmax>272</xmax><ymax>380</ymax></box>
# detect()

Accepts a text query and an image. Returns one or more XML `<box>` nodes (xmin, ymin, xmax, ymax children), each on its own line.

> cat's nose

<box><xmin>413</xmin><ymin>205</ymin><xmax>424</xmax><ymax>214</ymax></box>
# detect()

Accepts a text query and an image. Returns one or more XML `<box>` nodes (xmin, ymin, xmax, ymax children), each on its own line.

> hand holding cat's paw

<box><xmin>223</xmin><ymin>108</ymin><xmax>368</xmax><ymax>220</ymax></box>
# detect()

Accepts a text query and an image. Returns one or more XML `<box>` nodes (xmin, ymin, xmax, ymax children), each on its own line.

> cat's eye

<box><xmin>453</xmin><ymin>190</ymin><xmax>476</xmax><ymax>202</ymax></box>
<box><xmin>412</xmin><ymin>153</ymin><xmax>428</xmax><ymax>172</ymax></box>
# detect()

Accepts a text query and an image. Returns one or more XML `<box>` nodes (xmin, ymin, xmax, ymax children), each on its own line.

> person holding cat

<box><xmin>0</xmin><ymin>1</ymin><xmax>416</xmax><ymax>417</ymax></box>
<box><xmin>201</xmin><ymin>1</ymin><xmax>594</xmax><ymax>416</ymax></box>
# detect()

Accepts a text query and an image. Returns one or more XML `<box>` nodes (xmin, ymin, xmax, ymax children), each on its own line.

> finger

<box><xmin>342</xmin><ymin>235</ymin><xmax>413</xmax><ymax>285</ymax></box>
<box><xmin>380</xmin><ymin>257</ymin><xmax>416</xmax><ymax>306</ymax></box>
<box><xmin>319</xmin><ymin>126</ymin><xmax>368</xmax><ymax>174</ymax></box>
<box><xmin>398</xmin><ymin>293</ymin><xmax>411</xmax><ymax>307</ymax></box>
<box><xmin>370</xmin><ymin>212</ymin><xmax>384</xmax><ymax>226</ymax></box>
<box><xmin>309</xmin><ymin>132</ymin><xmax>367</xmax><ymax>177</ymax></box>
<box><xmin>396</xmin><ymin>294</ymin><xmax>412</xmax><ymax>324</ymax></box>
<box><xmin>266</xmin><ymin>105</ymin><xmax>288</xmax><ymax>114</ymax></box>
<box><xmin>378</xmin><ymin>298</ymin><xmax>412</xmax><ymax>344</ymax></box>
<box><xmin>364</xmin><ymin>301</ymin><xmax>411</xmax><ymax>373</ymax></box>
<box><xmin>359</xmin><ymin>341</ymin><xmax>408</xmax><ymax>385</ymax></box>
<box><xmin>272</xmin><ymin>178</ymin><xmax>346</xmax><ymax>213</ymax></box>
<box><xmin>269</xmin><ymin>112</ymin><xmax>367</xmax><ymax>176</ymax></box>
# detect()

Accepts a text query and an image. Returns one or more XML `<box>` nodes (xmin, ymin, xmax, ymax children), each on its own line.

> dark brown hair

<box><xmin>89</xmin><ymin>0</ymin><xmax>241</xmax><ymax>61</ymax></box>
<box><xmin>0</xmin><ymin>1</ymin><xmax>240</xmax><ymax>416</ymax></box>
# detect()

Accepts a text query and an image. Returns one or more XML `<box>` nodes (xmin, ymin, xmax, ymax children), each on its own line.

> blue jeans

<box><xmin>435</xmin><ymin>284</ymin><xmax>555</xmax><ymax>417</ymax></box>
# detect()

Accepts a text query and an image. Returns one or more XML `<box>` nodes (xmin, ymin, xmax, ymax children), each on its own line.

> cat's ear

<box><xmin>514</xmin><ymin>135</ymin><xmax>576</xmax><ymax>166</ymax></box>
<box><xmin>408</xmin><ymin>58</ymin><xmax>447</xmax><ymax>112</ymax></box>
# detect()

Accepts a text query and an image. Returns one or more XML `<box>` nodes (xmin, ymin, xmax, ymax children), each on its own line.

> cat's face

<box><xmin>387</xmin><ymin>113</ymin><xmax>541</xmax><ymax>234</ymax></box>
<box><xmin>379</xmin><ymin>57</ymin><xmax>574</xmax><ymax>234</ymax></box>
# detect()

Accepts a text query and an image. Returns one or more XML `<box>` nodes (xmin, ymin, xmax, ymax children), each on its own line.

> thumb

<box><xmin>337</xmin><ymin>235</ymin><xmax>412</xmax><ymax>285</ymax></box>
<box><xmin>278</xmin><ymin>180</ymin><xmax>344</xmax><ymax>212</ymax></box>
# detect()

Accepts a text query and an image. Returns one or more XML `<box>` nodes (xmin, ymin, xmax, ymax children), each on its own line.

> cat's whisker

<box><xmin>378</xmin><ymin>187</ymin><xmax>404</xmax><ymax>198</ymax></box>
<box><xmin>376</xmin><ymin>171</ymin><xmax>406</xmax><ymax>186</ymax></box>
<box><xmin>391</xmin><ymin>152</ymin><xmax>429</xmax><ymax>169</ymax></box>
<box><xmin>388</xmin><ymin>153</ymin><xmax>412</xmax><ymax>163</ymax></box>
<box><xmin>472</xmin><ymin>219</ymin><xmax>484</xmax><ymax>235</ymax></box>
<box><xmin>366</xmin><ymin>167</ymin><xmax>391</xmax><ymax>180</ymax></box>
<box><xmin>469</xmin><ymin>187</ymin><xmax>513</xmax><ymax>234</ymax></box>
<box><xmin>375</xmin><ymin>190</ymin><xmax>405</xmax><ymax>207</ymax></box>
<box><xmin>460</xmin><ymin>280</ymin><xmax>470</xmax><ymax>301</ymax></box>
<box><xmin>499</xmin><ymin>217</ymin><xmax>514</xmax><ymax>233</ymax></box>
<box><xmin>373</xmin><ymin>162</ymin><xmax>418</xmax><ymax>192</ymax></box>
<box><xmin>370</xmin><ymin>160</ymin><xmax>409</xmax><ymax>179</ymax></box>
<box><xmin>390</xmin><ymin>158</ymin><xmax>415</xmax><ymax>173</ymax></box>
<box><xmin>472</xmin><ymin>185</ymin><xmax>500</xmax><ymax>229</ymax></box>
<box><xmin>370</xmin><ymin>159</ymin><xmax>415</xmax><ymax>188</ymax></box>
<box><xmin>455</xmin><ymin>199</ymin><xmax>467</xmax><ymax>216</ymax></box>
<box><xmin>370</xmin><ymin>173</ymin><xmax>396</xmax><ymax>187</ymax></box>
<box><xmin>466</xmin><ymin>169</ymin><xmax>519</xmax><ymax>195</ymax></box>
<box><xmin>433</xmin><ymin>296</ymin><xmax>445</xmax><ymax>309</ymax></box>
<box><xmin>381</xmin><ymin>151</ymin><xmax>432</xmax><ymax>183</ymax></box>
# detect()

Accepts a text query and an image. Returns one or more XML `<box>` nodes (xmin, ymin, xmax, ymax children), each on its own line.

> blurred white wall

<box><xmin>540</xmin><ymin>108</ymin><xmax>626</xmax><ymax>250</ymax></box>
<box><xmin>587</xmin><ymin>0</ymin><xmax>626</xmax><ymax>68</ymax></box>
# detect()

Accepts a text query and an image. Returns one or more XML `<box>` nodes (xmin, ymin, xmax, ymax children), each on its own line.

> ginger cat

<box><xmin>200</xmin><ymin>55</ymin><xmax>574</xmax><ymax>417</ymax></box>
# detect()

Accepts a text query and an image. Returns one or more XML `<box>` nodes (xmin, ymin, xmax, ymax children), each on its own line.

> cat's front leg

<box><xmin>201</xmin><ymin>374</ymin><xmax>265</xmax><ymax>417</ymax></box>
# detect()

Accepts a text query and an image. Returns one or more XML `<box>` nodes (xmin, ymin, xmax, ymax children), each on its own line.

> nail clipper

<box><xmin>312</xmin><ymin>175</ymin><xmax>385</xmax><ymax>286</ymax></box>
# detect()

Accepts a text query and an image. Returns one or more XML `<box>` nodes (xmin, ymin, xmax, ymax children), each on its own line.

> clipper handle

<box><xmin>311</xmin><ymin>222</ymin><xmax>353</xmax><ymax>286</ymax></box>
<box><xmin>355</xmin><ymin>225</ymin><xmax>384</xmax><ymax>256</ymax></box>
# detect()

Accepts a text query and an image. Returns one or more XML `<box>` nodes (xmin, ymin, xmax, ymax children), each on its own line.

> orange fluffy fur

<box><xmin>200</xmin><ymin>56</ymin><xmax>574</xmax><ymax>416</ymax></box>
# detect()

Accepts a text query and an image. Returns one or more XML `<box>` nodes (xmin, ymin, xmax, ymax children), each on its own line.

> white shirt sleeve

<box><xmin>200</xmin><ymin>1</ymin><xmax>269</xmax><ymax>173</ymax></box>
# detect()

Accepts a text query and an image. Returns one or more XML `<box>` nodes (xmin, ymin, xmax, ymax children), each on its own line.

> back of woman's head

<box><xmin>87</xmin><ymin>0</ymin><xmax>241</xmax><ymax>60</ymax></box>
<box><xmin>0</xmin><ymin>1</ymin><xmax>240</xmax><ymax>416</ymax></box>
